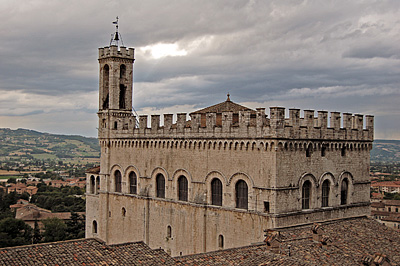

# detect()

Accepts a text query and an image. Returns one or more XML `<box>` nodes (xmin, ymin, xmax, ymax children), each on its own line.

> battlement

<box><xmin>99</xmin><ymin>107</ymin><xmax>374</xmax><ymax>141</ymax></box>
<box><xmin>98</xmin><ymin>45</ymin><xmax>135</xmax><ymax>60</ymax></box>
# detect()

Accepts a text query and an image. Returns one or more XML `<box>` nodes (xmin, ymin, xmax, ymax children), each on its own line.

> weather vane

<box><xmin>110</xmin><ymin>16</ymin><xmax>124</xmax><ymax>47</ymax></box>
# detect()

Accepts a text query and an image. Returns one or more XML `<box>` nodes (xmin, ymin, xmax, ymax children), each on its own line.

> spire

<box><xmin>110</xmin><ymin>16</ymin><xmax>124</xmax><ymax>47</ymax></box>
<box><xmin>227</xmin><ymin>93</ymin><xmax>231</xmax><ymax>102</ymax></box>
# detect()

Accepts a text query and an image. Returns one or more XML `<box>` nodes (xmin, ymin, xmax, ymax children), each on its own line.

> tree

<box><xmin>33</xmin><ymin>220</ymin><xmax>41</xmax><ymax>244</ymax></box>
<box><xmin>65</xmin><ymin>212</ymin><xmax>85</xmax><ymax>240</ymax></box>
<box><xmin>42</xmin><ymin>217</ymin><xmax>66</xmax><ymax>242</ymax></box>
<box><xmin>7</xmin><ymin>178</ymin><xmax>16</xmax><ymax>184</ymax></box>
<box><xmin>0</xmin><ymin>217</ymin><xmax>32</xmax><ymax>248</ymax></box>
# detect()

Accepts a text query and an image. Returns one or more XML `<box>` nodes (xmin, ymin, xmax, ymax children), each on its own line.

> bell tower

<box><xmin>97</xmin><ymin>18</ymin><xmax>135</xmax><ymax>138</ymax></box>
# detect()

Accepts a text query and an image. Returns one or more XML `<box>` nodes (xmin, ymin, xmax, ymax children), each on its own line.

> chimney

<box><xmin>264</xmin><ymin>229</ymin><xmax>281</xmax><ymax>254</ymax></box>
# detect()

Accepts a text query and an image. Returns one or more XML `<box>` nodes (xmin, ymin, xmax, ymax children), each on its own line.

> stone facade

<box><xmin>86</xmin><ymin>43</ymin><xmax>374</xmax><ymax>257</ymax></box>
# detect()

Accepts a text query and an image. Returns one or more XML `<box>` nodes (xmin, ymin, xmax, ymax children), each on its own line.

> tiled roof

<box><xmin>0</xmin><ymin>238</ymin><xmax>175</xmax><ymax>266</ymax></box>
<box><xmin>190</xmin><ymin>97</ymin><xmax>254</xmax><ymax>114</ymax></box>
<box><xmin>177</xmin><ymin>217</ymin><xmax>400</xmax><ymax>265</ymax></box>
<box><xmin>1</xmin><ymin>217</ymin><xmax>399</xmax><ymax>265</ymax></box>
<box><xmin>86</xmin><ymin>166</ymin><xmax>100</xmax><ymax>174</ymax></box>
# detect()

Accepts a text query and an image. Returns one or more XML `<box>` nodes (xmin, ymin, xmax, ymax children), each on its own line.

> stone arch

<box><xmin>151</xmin><ymin>167</ymin><xmax>169</xmax><ymax>181</ymax></box>
<box><xmin>204</xmin><ymin>170</ymin><xmax>228</xmax><ymax>185</ymax></box>
<box><xmin>228</xmin><ymin>172</ymin><xmax>255</xmax><ymax>187</ymax></box>
<box><xmin>110</xmin><ymin>164</ymin><xmax>124</xmax><ymax>177</ymax></box>
<box><xmin>171</xmin><ymin>168</ymin><xmax>192</xmax><ymax>183</ymax></box>
<box><xmin>298</xmin><ymin>173</ymin><xmax>317</xmax><ymax>188</ymax></box>
<box><xmin>318</xmin><ymin>172</ymin><xmax>335</xmax><ymax>187</ymax></box>
<box><xmin>125</xmin><ymin>165</ymin><xmax>141</xmax><ymax>181</ymax></box>
<box><xmin>337</xmin><ymin>171</ymin><xmax>354</xmax><ymax>186</ymax></box>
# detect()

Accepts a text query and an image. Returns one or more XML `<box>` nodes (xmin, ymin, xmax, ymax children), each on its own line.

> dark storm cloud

<box><xmin>0</xmin><ymin>0</ymin><xmax>399</xmax><ymax>138</ymax></box>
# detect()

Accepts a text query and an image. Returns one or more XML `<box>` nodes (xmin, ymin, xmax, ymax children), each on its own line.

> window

<box><xmin>167</xmin><ymin>226</ymin><xmax>172</xmax><ymax>238</ymax></box>
<box><xmin>102</xmin><ymin>65</ymin><xmax>109</xmax><ymax>109</ymax></box>
<box><xmin>90</xmin><ymin>175</ymin><xmax>95</xmax><ymax>194</ymax></box>
<box><xmin>120</xmin><ymin>64</ymin><xmax>126</xmax><ymax>79</ymax></box>
<box><xmin>235</xmin><ymin>180</ymin><xmax>248</xmax><ymax>209</ymax></box>
<box><xmin>306</xmin><ymin>144</ymin><xmax>312</xmax><ymax>157</ymax></box>
<box><xmin>129</xmin><ymin>172</ymin><xmax>137</xmax><ymax>194</ymax></box>
<box><xmin>341</xmin><ymin>146</ymin><xmax>346</xmax><ymax>156</ymax></box>
<box><xmin>264</xmin><ymin>201</ymin><xmax>270</xmax><ymax>213</ymax></box>
<box><xmin>340</xmin><ymin>178</ymin><xmax>348</xmax><ymax>205</ymax></box>
<box><xmin>322</xmin><ymin>180</ymin><xmax>330</xmax><ymax>207</ymax></box>
<box><xmin>119</xmin><ymin>84</ymin><xmax>126</xmax><ymax>109</ymax></box>
<box><xmin>211</xmin><ymin>178</ymin><xmax>223</xmax><ymax>206</ymax></box>
<box><xmin>302</xmin><ymin>180</ymin><xmax>311</xmax><ymax>209</ymax></box>
<box><xmin>321</xmin><ymin>145</ymin><xmax>326</xmax><ymax>157</ymax></box>
<box><xmin>218</xmin><ymin>235</ymin><xmax>224</xmax><ymax>249</ymax></box>
<box><xmin>178</xmin><ymin>176</ymin><xmax>188</xmax><ymax>201</ymax></box>
<box><xmin>114</xmin><ymin>170</ymin><xmax>122</xmax><ymax>193</ymax></box>
<box><xmin>122</xmin><ymin>207</ymin><xmax>126</xmax><ymax>217</ymax></box>
<box><xmin>388</xmin><ymin>207</ymin><xmax>391</xmax><ymax>212</ymax></box>
<box><xmin>96</xmin><ymin>176</ymin><xmax>100</xmax><ymax>194</ymax></box>
<box><xmin>93</xmin><ymin>220</ymin><xmax>97</xmax><ymax>234</ymax></box>
<box><xmin>114</xmin><ymin>121</ymin><xmax>118</xmax><ymax>129</ymax></box>
<box><xmin>156</xmin><ymin>174</ymin><xmax>165</xmax><ymax>198</ymax></box>
<box><xmin>396</xmin><ymin>208</ymin><xmax>398</xmax><ymax>213</ymax></box>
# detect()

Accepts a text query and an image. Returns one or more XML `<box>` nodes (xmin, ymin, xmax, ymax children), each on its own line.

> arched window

<box><xmin>129</xmin><ymin>172</ymin><xmax>137</xmax><ymax>194</ymax></box>
<box><xmin>114</xmin><ymin>170</ymin><xmax>122</xmax><ymax>193</ymax></box>
<box><xmin>178</xmin><ymin>176</ymin><xmax>188</xmax><ymax>201</ymax></box>
<box><xmin>119</xmin><ymin>84</ymin><xmax>126</xmax><ymax>109</ymax></box>
<box><xmin>235</xmin><ymin>180</ymin><xmax>248</xmax><ymax>209</ymax></box>
<box><xmin>156</xmin><ymin>174</ymin><xmax>165</xmax><ymax>198</ymax></box>
<box><xmin>90</xmin><ymin>175</ymin><xmax>95</xmax><ymax>194</ymax></box>
<box><xmin>341</xmin><ymin>178</ymin><xmax>349</xmax><ymax>205</ymax></box>
<box><xmin>92</xmin><ymin>220</ymin><xmax>97</xmax><ymax>234</ymax></box>
<box><xmin>120</xmin><ymin>64</ymin><xmax>126</xmax><ymax>79</ymax></box>
<box><xmin>341</xmin><ymin>146</ymin><xmax>346</xmax><ymax>156</ymax></box>
<box><xmin>167</xmin><ymin>225</ymin><xmax>172</xmax><ymax>238</ymax></box>
<box><xmin>302</xmin><ymin>180</ymin><xmax>311</xmax><ymax>209</ymax></box>
<box><xmin>122</xmin><ymin>207</ymin><xmax>126</xmax><ymax>217</ymax></box>
<box><xmin>321</xmin><ymin>145</ymin><xmax>326</xmax><ymax>157</ymax></box>
<box><xmin>306</xmin><ymin>144</ymin><xmax>312</xmax><ymax>157</ymax></box>
<box><xmin>96</xmin><ymin>176</ymin><xmax>100</xmax><ymax>194</ymax></box>
<box><xmin>102</xmin><ymin>65</ymin><xmax>109</xmax><ymax>109</ymax></box>
<box><xmin>321</xmin><ymin>180</ymin><xmax>330</xmax><ymax>207</ymax></box>
<box><xmin>211</xmin><ymin>178</ymin><xmax>222</xmax><ymax>206</ymax></box>
<box><xmin>218</xmin><ymin>234</ymin><xmax>224</xmax><ymax>249</ymax></box>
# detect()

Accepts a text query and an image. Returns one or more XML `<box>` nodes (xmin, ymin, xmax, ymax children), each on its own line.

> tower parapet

<box><xmin>98</xmin><ymin>105</ymin><xmax>374</xmax><ymax>142</ymax></box>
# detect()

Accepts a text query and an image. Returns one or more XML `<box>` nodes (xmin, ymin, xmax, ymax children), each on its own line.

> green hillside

<box><xmin>0</xmin><ymin>128</ymin><xmax>100</xmax><ymax>162</ymax></box>
<box><xmin>371</xmin><ymin>139</ymin><xmax>400</xmax><ymax>163</ymax></box>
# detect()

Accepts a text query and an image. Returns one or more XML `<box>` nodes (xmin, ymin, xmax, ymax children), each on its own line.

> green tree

<box><xmin>0</xmin><ymin>217</ymin><xmax>32</xmax><ymax>248</ymax></box>
<box><xmin>7</xmin><ymin>178</ymin><xmax>16</xmax><ymax>184</ymax></box>
<box><xmin>66</xmin><ymin>212</ymin><xmax>85</xmax><ymax>240</ymax></box>
<box><xmin>42</xmin><ymin>217</ymin><xmax>66</xmax><ymax>242</ymax></box>
<box><xmin>33</xmin><ymin>220</ymin><xmax>42</xmax><ymax>244</ymax></box>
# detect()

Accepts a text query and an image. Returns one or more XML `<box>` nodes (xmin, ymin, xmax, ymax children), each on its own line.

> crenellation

<box><xmin>288</xmin><ymin>108</ymin><xmax>300</xmax><ymax>128</ymax></box>
<box><xmin>206</xmin><ymin>113</ymin><xmax>217</xmax><ymax>130</ymax></box>
<box><xmin>342</xmin><ymin>113</ymin><xmax>352</xmax><ymax>129</ymax></box>
<box><xmin>139</xmin><ymin>115</ymin><xmax>148</xmax><ymax>133</ymax></box>
<box><xmin>330</xmin><ymin>112</ymin><xmax>341</xmax><ymax>130</ymax></box>
<box><xmin>303</xmin><ymin>110</ymin><xmax>314</xmax><ymax>128</ymax></box>
<box><xmin>98</xmin><ymin>46</ymin><xmax>135</xmax><ymax>60</ymax></box>
<box><xmin>177</xmin><ymin>113</ymin><xmax>187</xmax><ymax>132</ymax></box>
<box><xmin>151</xmin><ymin>115</ymin><xmax>160</xmax><ymax>133</ymax></box>
<box><xmin>164</xmin><ymin>114</ymin><xmax>173</xmax><ymax>131</ymax></box>
<box><xmin>352</xmin><ymin>114</ymin><xmax>363</xmax><ymax>131</ymax></box>
<box><xmin>317</xmin><ymin>111</ymin><xmax>328</xmax><ymax>128</ymax></box>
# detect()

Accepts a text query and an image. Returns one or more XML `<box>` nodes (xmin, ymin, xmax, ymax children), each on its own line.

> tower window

<box><xmin>114</xmin><ymin>170</ymin><xmax>122</xmax><ymax>193</ymax></box>
<box><xmin>96</xmin><ymin>176</ymin><xmax>100</xmax><ymax>194</ymax></box>
<box><xmin>93</xmin><ymin>220</ymin><xmax>97</xmax><ymax>234</ymax></box>
<box><xmin>167</xmin><ymin>225</ymin><xmax>172</xmax><ymax>238</ymax></box>
<box><xmin>90</xmin><ymin>175</ymin><xmax>95</xmax><ymax>194</ymax></box>
<box><xmin>122</xmin><ymin>207</ymin><xmax>126</xmax><ymax>217</ymax></box>
<box><xmin>264</xmin><ymin>201</ymin><xmax>270</xmax><ymax>213</ymax></box>
<box><xmin>321</xmin><ymin>145</ymin><xmax>326</xmax><ymax>157</ymax></box>
<box><xmin>218</xmin><ymin>234</ymin><xmax>224</xmax><ymax>249</ymax></box>
<box><xmin>235</xmin><ymin>180</ymin><xmax>248</xmax><ymax>209</ymax></box>
<box><xmin>340</xmin><ymin>178</ymin><xmax>348</xmax><ymax>205</ymax></box>
<box><xmin>102</xmin><ymin>65</ymin><xmax>109</xmax><ymax>109</ymax></box>
<box><xmin>178</xmin><ymin>176</ymin><xmax>188</xmax><ymax>201</ymax></box>
<box><xmin>302</xmin><ymin>180</ymin><xmax>311</xmax><ymax>209</ymax></box>
<box><xmin>321</xmin><ymin>180</ymin><xmax>330</xmax><ymax>207</ymax></box>
<box><xmin>114</xmin><ymin>121</ymin><xmax>118</xmax><ymax>130</ymax></box>
<box><xmin>341</xmin><ymin>146</ymin><xmax>346</xmax><ymax>156</ymax></box>
<box><xmin>120</xmin><ymin>64</ymin><xmax>126</xmax><ymax>79</ymax></box>
<box><xmin>306</xmin><ymin>144</ymin><xmax>312</xmax><ymax>157</ymax></box>
<box><xmin>156</xmin><ymin>174</ymin><xmax>165</xmax><ymax>198</ymax></box>
<box><xmin>211</xmin><ymin>178</ymin><xmax>223</xmax><ymax>206</ymax></box>
<box><xmin>129</xmin><ymin>172</ymin><xmax>137</xmax><ymax>194</ymax></box>
<box><xmin>119</xmin><ymin>84</ymin><xmax>126</xmax><ymax>109</ymax></box>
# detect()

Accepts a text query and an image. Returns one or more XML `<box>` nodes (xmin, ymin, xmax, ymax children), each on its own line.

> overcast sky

<box><xmin>0</xmin><ymin>0</ymin><xmax>399</xmax><ymax>139</ymax></box>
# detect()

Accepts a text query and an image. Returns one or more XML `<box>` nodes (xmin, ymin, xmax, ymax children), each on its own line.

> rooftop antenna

<box><xmin>110</xmin><ymin>16</ymin><xmax>124</xmax><ymax>47</ymax></box>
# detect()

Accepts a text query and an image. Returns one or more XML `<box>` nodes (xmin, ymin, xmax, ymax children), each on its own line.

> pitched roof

<box><xmin>190</xmin><ymin>96</ymin><xmax>254</xmax><ymax>114</ymax></box>
<box><xmin>0</xmin><ymin>239</ymin><xmax>175</xmax><ymax>266</ymax></box>
<box><xmin>86</xmin><ymin>166</ymin><xmax>100</xmax><ymax>174</ymax></box>
<box><xmin>177</xmin><ymin>217</ymin><xmax>400</xmax><ymax>265</ymax></box>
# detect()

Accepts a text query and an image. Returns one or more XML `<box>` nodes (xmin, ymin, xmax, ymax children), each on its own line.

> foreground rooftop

<box><xmin>1</xmin><ymin>217</ymin><xmax>399</xmax><ymax>265</ymax></box>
